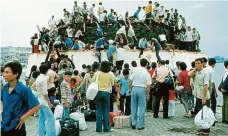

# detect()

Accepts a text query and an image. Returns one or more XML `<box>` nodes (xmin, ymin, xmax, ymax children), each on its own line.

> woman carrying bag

<box><xmin>92</xmin><ymin>61</ymin><xmax>115</xmax><ymax>132</ymax></box>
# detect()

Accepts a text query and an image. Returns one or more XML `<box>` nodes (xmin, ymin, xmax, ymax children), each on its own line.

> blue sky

<box><xmin>1</xmin><ymin>0</ymin><xmax>228</xmax><ymax>57</ymax></box>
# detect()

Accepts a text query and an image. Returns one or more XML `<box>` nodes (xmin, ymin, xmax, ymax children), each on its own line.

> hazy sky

<box><xmin>1</xmin><ymin>0</ymin><xmax>228</xmax><ymax>57</ymax></box>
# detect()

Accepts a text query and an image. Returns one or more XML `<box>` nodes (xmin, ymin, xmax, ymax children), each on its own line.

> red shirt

<box><xmin>178</xmin><ymin>70</ymin><xmax>192</xmax><ymax>91</ymax></box>
<box><xmin>149</xmin><ymin>68</ymin><xmax>155</xmax><ymax>77</ymax></box>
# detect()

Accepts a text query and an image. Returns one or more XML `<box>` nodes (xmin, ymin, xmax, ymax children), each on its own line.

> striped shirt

<box><xmin>61</xmin><ymin>80</ymin><xmax>73</xmax><ymax>103</ymax></box>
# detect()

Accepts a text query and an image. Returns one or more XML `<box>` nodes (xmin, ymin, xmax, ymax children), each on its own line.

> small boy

<box><xmin>79</xmin><ymin>72</ymin><xmax>87</xmax><ymax>106</ymax></box>
<box><xmin>118</xmin><ymin>69</ymin><xmax>131</xmax><ymax>115</ymax></box>
<box><xmin>60</xmin><ymin>71</ymin><xmax>73</xmax><ymax>121</ymax></box>
<box><xmin>168</xmin><ymin>90</ymin><xmax>176</xmax><ymax>117</ymax></box>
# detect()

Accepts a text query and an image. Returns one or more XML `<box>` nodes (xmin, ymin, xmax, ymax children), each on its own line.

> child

<box><xmin>168</xmin><ymin>90</ymin><xmax>176</xmax><ymax>117</ymax></box>
<box><xmin>118</xmin><ymin>69</ymin><xmax>131</xmax><ymax>115</ymax></box>
<box><xmin>79</xmin><ymin>72</ymin><xmax>87</xmax><ymax>106</ymax></box>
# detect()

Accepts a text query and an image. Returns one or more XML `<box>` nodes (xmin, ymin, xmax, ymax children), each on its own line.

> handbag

<box><xmin>60</xmin><ymin>118</ymin><xmax>79</xmax><ymax>136</ymax></box>
<box><xmin>175</xmin><ymin>85</ymin><xmax>184</xmax><ymax>93</ymax></box>
<box><xmin>86</xmin><ymin>72</ymin><xmax>100</xmax><ymax>100</ymax></box>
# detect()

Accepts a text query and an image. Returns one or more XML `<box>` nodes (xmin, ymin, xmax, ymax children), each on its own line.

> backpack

<box><xmin>60</xmin><ymin>118</ymin><xmax>79</xmax><ymax>136</ymax></box>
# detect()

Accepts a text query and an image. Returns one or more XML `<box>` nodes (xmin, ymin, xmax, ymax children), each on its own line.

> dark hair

<box><xmin>64</xmin><ymin>71</ymin><xmax>72</xmax><ymax>76</ymax></box>
<box><xmin>195</xmin><ymin>58</ymin><xmax>203</xmax><ymax>63</ymax></box>
<box><xmin>151</xmin><ymin>62</ymin><xmax>157</xmax><ymax>69</ymax></box>
<box><xmin>4</xmin><ymin>61</ymin><xmax>22</xmax><ymax>80</ymax></box>
<box><xmin>208</xmin><ymin>58</ymin><xmax>216</xmax><ymax>66</ymax></box>
<box><xmin>191</xmin><ymin>61</ymin><xmax>195</xmax><ymax>68</ymax></box>
<box><xmin>165</xmin><ymin>60</ymin><xmax>169</xmax><ymax>65</ymax></box>
<box><xmin>224</xmin><ymin>61</ymin><xmax>228</xmax><ymax>68</ymax></box>
<box><xmin>71</xmin><ymin>78</ymin><xmax>76</xmax><ymax>83</ymax></box>
<box><xmin>62</xmin><ymin>64</ymin><xmax>68</xmax><ymax>69</ymax></box>
<box><xmin>160</xmin><ymin>60</ymin><xmax>166</xmax><ymax>65</ymax></box>
<box><xmin>179</xmin><ymin>62</ymin><xmax>187</xmax><ymax>70</ymax></box>
<box><xmin>1</xmin><ymin>67</ymin><xmax>4</xmax><ymax>73</ymax></box>
<box><xmin>122</xmin><ymin>69</ymin><xmax>129</xmax><ymax>76</ymax></box>
<box><xmin>100</xmin><ymin>61</ymin><xmax>111</xmax><ymax>73</ymax></box>
<box><xmin>82</xmin><ymin>64</ymin><xmax>86</xmax><ymax>69</ymax></box>
<box><xmin>63</xmin><ymin>55</ymin><xmax>68</xmax><ymax>59</ymax></box>
<box><xmin>31</xmin><ymin>65</ymin><xmax>37</xmax><ymax>73</ymax></box>
<box><xmin>92</xmin><ymin>63</ymin><xmax>100</xmax><ymax>70</ymax></box>
<box><xmin>86</xmin><ymin>65</ymin><xmax>91</xmax><ymax>70</ymax></box>
<box><xmin>73</xmin><ymin>70</ymin><xmax>79</xmax><ymax>76</ymax></box>
<box><xmin>32</xmin><ymin>71</ymin><xmax>40</xmax><ymax>79</ymax></box>
<box><xmin>202</xmin><ymin>57</ymin><xmax>208</xmax><ymax>63</ymax></box>
<box><xmin>140</xmin><ymin>58</ymin><xmax>149</xmax><ymax>67</ymax></box>
<box><xmin>149</xmin><ymin>1</ymin><xmax>152</xmax><ymax>4</ymax></box>
<box><xmin>176</xmin><ymin>61</ymin><xmax>181</xmax><ymax>67</ymax></box>
<box><xmin>81</xmin><ymin>72</ymin><xmax>86</xmax><ymax>78</ymax></box>
<box><xmin>39</xmin><ymin>64</ymin><xmax>49</xmax><ymax>74</ymax></box>
<box><xmin>124</xmin><ymin>63</ymin><xmax>130</xmax><ymax>69</ymax></box>
<box><xmin>131</xmin><ymin>61</ymin><xmax>137</xmax><ymax>67</ymax></box>
<box><xmin>147</xmin><ymin>66</ymin><xmax>151</xmax><ymax>70</ymax></box>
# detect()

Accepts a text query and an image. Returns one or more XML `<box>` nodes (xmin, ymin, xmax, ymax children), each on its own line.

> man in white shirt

<box><xmin>99</xmin><ymin>10</ymin><xmax>108</xmax><ymax>23</ymax></box>
<box><xmin>66</xmin><ymin>26</ymin><xmax>74</xmax><ymax>38</ymax></box>
<box><xmin>89</xmin><ymin>4</ymin><xmax>95</xmax><ymax>23</ymax></box>
<box><xmin>73</xmin><ymin>1</ymin><xmax>82</xmax><ymax>16</ymax></box>
<box><xmin>31</xmin><ymin>64</ymin><xmax>56</xmax><ymax>136</ymax></box>
<box><xmin>48</xmin><ymin>15</ymin><xmax>56</xmax><ymax>31</ymax></box>
<box><xmin>184</xmin><ymin>26</ymin><xmax>194</xmax><ymax>51</ymax></box>
<box><xmin>116</xmin><ymin>45</ymin><xmax>126</xmax><ymax>71</ymax></box>
<box><xmin>129</xmin><ymin>58</ymin><xmax>151</xmax><ymax>130</ymax></box>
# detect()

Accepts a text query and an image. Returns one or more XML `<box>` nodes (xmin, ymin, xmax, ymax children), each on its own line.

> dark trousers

<box><xmin>96</xmin><ymin>48</ymin><xmax>103</xmax><ymax>63</ymax></box>
<box><xmin>2</xmin><ymin>124</ymin><xmax>26</xmax><ymax>136</ymax></box>
<box><xmin>211</xmin><ymin>90</ymin><xmax>217</xmax><ymax>114</ymax></box>
<box><xmin>139</xmin><ymin>48</ymin><xmax>144</xmax><ymax>57</ymax></box>
<box><xmin>147</xmin><ymin>89</ymin><xmax>154</xmax><ymax>111</ymax></box>
<box><xmin>155</xmin><ymin>50</ymin><xmax>161</xmax><ymax>61</ymax></box>
<box><xmin>154</xmin><ymin>83</ymin><xmax>169</xmax><ymax>118</ymax></box>
<box><xmin>116</xmin><ymin>60</ymin><xmax>124</xmax><ymax>70</ymax></box>
<box><xmin>196</xmin><ymin>98</ymin><xmax>211</xmax><ymax>133</ymax></box>
<box><xmin>110</xmin><ymin>89</ymin><xmax>116</xmax><ymax>112</ymax></box>
<box><xmin>193</xmin><ymin>40</ymin><xmax>198</xmax><ymax>51</ymax></box>
<box><xmin>120</xmin><ymin>94</ymin><xmax>131</xmax><ymax>115</ymax></box>
<box><xmin>185</xmin><ymin>41</ymin><xmax>193</xmax><ymax>51</ymax></box>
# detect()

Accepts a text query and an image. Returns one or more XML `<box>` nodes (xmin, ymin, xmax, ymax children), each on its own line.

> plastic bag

<box><xmin>70</xmin><ymin>112</ymin><xmax>88</xmax><ymax>131</ymax></box>
<box><xmin>54</xmin><ymin>105</ymin><xmax>63</xmax><ymax>120</ymax></box>
<box><xmin>55</xmin><ymin>120</ymin><xmax>61</xmax><ymax>136</ymax></box>
<box><xmin>194</xmin><ymin>105</ymin><xmax>215</xmax><ymax>129</ymax></box>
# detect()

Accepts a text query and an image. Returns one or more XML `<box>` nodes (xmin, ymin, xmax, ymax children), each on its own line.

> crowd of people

<box><xmin>1</xmin><ymin>52</ymin><xmax>228</xmax><ymax>135</ymax></box>
<box><xmin>30</xmin><ymin>1</ymin><xmax>201</xmax><ymax>56</ymax></box>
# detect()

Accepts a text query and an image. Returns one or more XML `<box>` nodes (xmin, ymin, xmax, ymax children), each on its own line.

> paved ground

<box><xmin>26</xmin><ymin>102</ymin><xmax>228</xmax><ymax>136</ymax></box>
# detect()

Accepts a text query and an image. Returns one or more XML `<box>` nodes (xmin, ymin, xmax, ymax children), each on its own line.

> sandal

<box><xmin>185</xmin><ymin>114</ymin><xmax>191</xmax><ymax>118</ymax></box>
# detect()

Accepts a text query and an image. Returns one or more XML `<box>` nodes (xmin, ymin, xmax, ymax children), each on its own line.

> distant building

<box><xmin>1</xmin><ymin>46</ymin><xmax>32</xmax><ymax>66</ymax></box>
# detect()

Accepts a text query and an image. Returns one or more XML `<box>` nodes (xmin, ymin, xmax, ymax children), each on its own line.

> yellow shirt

<box><xmin>145</xmin><ymin>4</ymin><xmax>152</xmax><ymax>14</ymax></box>
<box><xmin>92</xmin><ymin>71</ymin><xmax>114</xmax><ymax>92</ymax></box>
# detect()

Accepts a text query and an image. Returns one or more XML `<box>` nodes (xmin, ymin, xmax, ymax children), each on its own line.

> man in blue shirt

<box><xmin>138</xmin><ymin>38</ymin><xmax>149</xmax><ymax>58</ymax></box>
<box><xmin>1</xmin><ymin>61</ymin><xmax>40</xmax><ymax>136</ymax></box>
<box><xmin>118</xmin><ymin>69</ymin><xmax>131</xmax><ymax>115</ymax></box>
<box><xmin>96</xmin><ymin>35</ymin><xmax>106</xmax><ymax>63</ymax></box>
<box><xmin>64</xmin><ymin>35</ymin><xmax>73</xmax><ymax>50</ymax></box>
<box><xmin>134</xmin><ymin>7</ymin><xmax>142</xmax><ymax>21</ymax></box>
<box><xmin>107</xmin><ymin>40</ymin><xmax>116</xmax><ymax>64</ymax></box>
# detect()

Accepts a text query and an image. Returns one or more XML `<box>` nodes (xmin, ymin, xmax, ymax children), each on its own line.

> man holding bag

<box><xmin>188</xmin><ymin>58</ymin><xmax>210</xmax><ymax>135</ymax></box>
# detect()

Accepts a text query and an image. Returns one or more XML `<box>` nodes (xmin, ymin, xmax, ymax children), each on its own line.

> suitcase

<box><xmin>113</xmin><ymin>116</ymin><xmax>131</xmax><ymax>129</ymax></box>
<box><xmin>109</xmin><ymin>111</ymin><xmax>121</xmax><ymax>126</ymax></box>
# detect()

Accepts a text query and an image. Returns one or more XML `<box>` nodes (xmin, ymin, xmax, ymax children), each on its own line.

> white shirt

<box><xmin>31</xmin><ymin>74</ymin><xmax>48</xmax><ymax>106</ymax></box>
<box><xmin>116</xmin><ymin>26</ymin><xmax>126</xmax><ymax>35</ymax></box>
<box><xmin>66</xmin><ymin>28</ymin><xmax>74</xmax><ymax>37</ymax></box>
<box><xmin>99</xmin><ymin>13</ymin><xmax>107</xmax><ymax>22</ymax></box>
<box><xmin>89</xmin><ymin>6</ymin><xmax>95</xmax><ymax>15</ymax></box>
<box><xmin>116</xmin><ymin>48</ymin><xmax>126</xmax><ymax>61</ymax></box>
<box><xmin>129</xmin><ymin>67</ymin><xmax>152</xmax><ymax>87</ymax></box>
<box><xmin>118</xmin><ymin>14</ymin><xmax>125</xmax><ymax>21</ymax></box>
<box><xmin>185</xmin><ymin>30</ymin><xmax>194</xmax><ymax>42</ymax></box>
<box><xmin>47</xmin><ymin>69</ymin><xmax>57</xmax><ymax>89</ymax></box>
<box><xmin>75</xmin><ymin>30</ymin><xmax>83</xmax><ymax>38</ymax></box>
<box><xmin>127</xmin><ymin>25</ymin><xmax>135</xmax><ymax>37</ymax></box>
<box><xmin>48</xmin><ymin>18</ymin><xmax>56</xmax><ymax>26</ymax></box>
<box><xmin>159</xmin><ymin>34</ymin><xmax>167</xmax><ymax>41</ymax></box>
<box><xmin>223</xmin><ymin>69</ymin><xmax>228</xmax><ymax>82</ymax></box>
